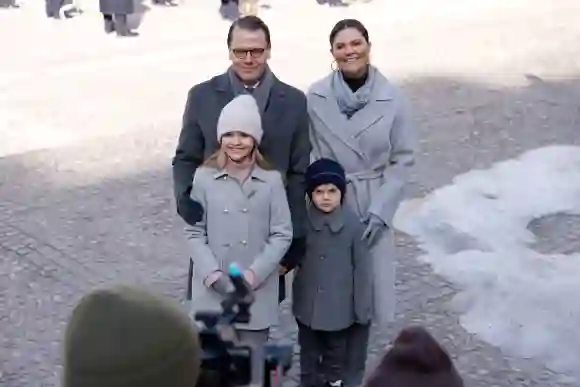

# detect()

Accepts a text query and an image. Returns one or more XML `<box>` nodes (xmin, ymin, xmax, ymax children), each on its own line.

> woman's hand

<box><xmin>362</xmin><ymin>214</ymin><xmax>387</xmax><ymax>246</ymax></box>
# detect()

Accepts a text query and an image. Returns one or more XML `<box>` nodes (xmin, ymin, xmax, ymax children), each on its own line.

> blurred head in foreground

<box><xmin>63</xmin><ymin>285</ymin><xmax>201</xmax><ymax>387</ymax></box>
<box><xmin>365</xmin><ymin>326</ymin><xmax>464</xmax><ymax>387</ymax></box>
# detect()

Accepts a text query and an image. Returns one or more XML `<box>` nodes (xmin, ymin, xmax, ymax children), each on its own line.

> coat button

<box><xmin>241</xmin><ymin>240</ymin><xmax>247</xmax><ymax>245</ymax></box>
<box><xmin>223</xmin><ymin>208</ymin><xmax>229</xmax><ymax>213</ymax></box>
<box><xmin>320</xmin><ymin>255</ymin><xmax>324</xmax><ymax>260</ymax></box>
<box><xmin>242</xmin><ymin>208</ymin><xmax>248</xmax><ymax>213</ymax></box>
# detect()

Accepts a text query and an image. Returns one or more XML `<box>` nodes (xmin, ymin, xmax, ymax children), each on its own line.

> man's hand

<box><xmin>362</xmin><ymin>214</ymin><xmax>386</xmax><ymax>246</ymax></box>
<box><xmin>178</xmin><ymin>187</ymin><xmax>204</xmax><ymax>226</ymax></box>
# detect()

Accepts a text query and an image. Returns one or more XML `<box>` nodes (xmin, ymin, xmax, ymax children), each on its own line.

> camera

<box><xmin>194</xmin><ymin>263</ymin><xmax>293</xmax><ymax>387</ymax></box>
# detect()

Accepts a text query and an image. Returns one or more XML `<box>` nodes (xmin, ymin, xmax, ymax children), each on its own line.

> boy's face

<box><xmin>311</xmin><ymin>184</ymin><xmax>342</xmax><ymax>213</ymax></box>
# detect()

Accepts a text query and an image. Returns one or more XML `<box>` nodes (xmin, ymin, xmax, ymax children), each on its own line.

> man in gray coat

<box><xmin>99</xmin><ymin>0</ymin><xmax>138</xmax><ymax>37</ymax></box>
<box><xmin>172</xmin><ymin>16</ymin><xmax>310</xmax><ymax>302</ymax></box>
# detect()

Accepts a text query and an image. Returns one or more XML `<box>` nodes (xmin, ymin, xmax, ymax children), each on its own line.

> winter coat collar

<box><xmin>307</xmin><ymin>204</ymin><xmax>345</xmax><ymax>233</ymax></box>
<box><xmin>309</xmin><ymin>67</ymin><xmax>394</xmax><ymax>101</ymax></box>
<box><xmin>212</xmin><ymin>165</ymin><xmax>269</xmax><ymax>182</ymax></box>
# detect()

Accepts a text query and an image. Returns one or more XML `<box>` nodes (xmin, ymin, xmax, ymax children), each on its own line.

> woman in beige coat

<box><xmin>307</xmin><ymin>19</ymin><xmax>417</xmax><ymax>387</ymax></box>
<box><xmin>186</xmin><ymin>94</ymin><xmax>293</xmax><ymax>386</ymax></box>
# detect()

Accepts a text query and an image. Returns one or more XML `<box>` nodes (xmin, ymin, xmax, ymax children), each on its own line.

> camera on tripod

<box><xmin>194</xmin><ymin>263</ymin><xmax>293</xmax><ymax>387</ymax></box>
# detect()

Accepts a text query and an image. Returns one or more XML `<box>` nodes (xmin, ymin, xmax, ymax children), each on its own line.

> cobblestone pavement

<box><xmin>2</xmin><ymin>1</ymin><xmax>580</xmax><ymax>386</ymax></box>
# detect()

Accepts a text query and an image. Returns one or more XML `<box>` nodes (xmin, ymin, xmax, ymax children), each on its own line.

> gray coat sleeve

<box><xmin>185</xmin><ymin>170</ymin><xmax>219</xmax><ymax>284</ymax></box>
<box><xmin>367</xmin><ymin>93</ymin><xmax>416</xmax><ymax>227</ymax></box>
<box><xmin>172</xmin><ymin>87</ymin><xmax>205</xmax><ymax>203</ymax></box>
<box><xmin>352</xmin><ymin>223</ymin><xmax>372</xmax><ymax>323</ymax></box>
<box><xmin>286</xmin><ymin>94</ymin><xmax>311</xmax><ymax>238</ymax></box>
<box><xmin>250</xmin><ymin>172</ymin><xmax>293</xmax><ymax>288</ymax></box>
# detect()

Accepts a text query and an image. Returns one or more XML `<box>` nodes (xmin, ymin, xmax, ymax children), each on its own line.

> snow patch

<box><xmin>396</xmin><ymin>145</ymin><xmax>580</xmax><ymax>378</ymax></box>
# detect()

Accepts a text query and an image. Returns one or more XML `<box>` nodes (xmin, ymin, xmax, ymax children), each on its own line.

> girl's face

<box><xmin>312</xmin><ymin>184</ymin><xmax>342</xmax><ymax>213</ymax></box>
<box><xmin>331</xmin><ymin>27</ymin><xmax>371</xmax><ymax>79</ymax></box>
<box><xmin>220</xmin><ymin>131</ymin><xmax>256</xmax><ymax>163</ymax></box>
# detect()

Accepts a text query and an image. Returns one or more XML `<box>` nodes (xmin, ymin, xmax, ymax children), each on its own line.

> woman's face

<box><xmin>330</xmin><ymin>27</ymin><xmax>371</xmax><ymax>78</ymax></box>
<box><xmin>220</xmin><ymin>131</ymin><xmax>256</xmax><ymax>163</ymax></box>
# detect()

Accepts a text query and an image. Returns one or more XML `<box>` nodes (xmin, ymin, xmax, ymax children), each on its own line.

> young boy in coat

<box><xmin>293</xmin><ymin>158</ymin><xmax>372</xmax><ymax>387</ymax></box>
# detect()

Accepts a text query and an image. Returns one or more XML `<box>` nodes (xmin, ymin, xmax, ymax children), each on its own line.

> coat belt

<box><xmin>345</xmin><ymin>168</ymin><xmax>385</xmax><ymax>219</ymax></box>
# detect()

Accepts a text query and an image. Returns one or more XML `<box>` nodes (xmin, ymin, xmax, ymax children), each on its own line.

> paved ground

<box><xmin>1</xmin><ymin>0</ymin><xmax>580</xmax><ymax>386</ymax></box>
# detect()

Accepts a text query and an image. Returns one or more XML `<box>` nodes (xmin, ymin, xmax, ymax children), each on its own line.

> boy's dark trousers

<box><xmin>297</xmin><ymin>320</ymin><xmax>349</xmax><ymax>387</ymax></box>
<box><xmin>344</xmin><ymin>323</ymin><xmax>371</xmax><ymax>387</ymax></box>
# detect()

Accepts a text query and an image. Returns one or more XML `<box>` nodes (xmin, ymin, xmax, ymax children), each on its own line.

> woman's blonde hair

<box><xmin>202</xmin><ymin>147</ymin><xmax>276</xmax><ymax>171</ymax></box>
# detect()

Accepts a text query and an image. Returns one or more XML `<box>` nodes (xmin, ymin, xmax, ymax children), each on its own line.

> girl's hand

<box><xmin>204</xmin><ymin>270</ymin><xmax>223</xmax><ymax>288</ymax></box>
<box><xmin>243</xmin><ymin>270</ymin><xmax>256</xmax><ymax>287</ymax></box>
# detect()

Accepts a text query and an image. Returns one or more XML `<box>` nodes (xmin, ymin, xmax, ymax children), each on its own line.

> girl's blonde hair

<box><xmin>202</xmin><ymin>147</ymin><xmax>276</xmax><ymax>171</ymax></box>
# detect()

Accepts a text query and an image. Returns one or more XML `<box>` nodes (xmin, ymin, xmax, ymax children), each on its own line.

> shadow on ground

<box><xmin>1</xmin><ymin>75</ymin><xmax>579</xmax><ymax>387</ymax></box>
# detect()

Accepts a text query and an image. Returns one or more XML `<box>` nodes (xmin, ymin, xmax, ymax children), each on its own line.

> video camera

<box><xmin>194</xmin><ymin>263</ymin><xmax>293</xmax><ymax>387</ymax></box>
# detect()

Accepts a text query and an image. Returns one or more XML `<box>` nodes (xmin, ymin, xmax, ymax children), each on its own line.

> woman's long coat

<box><xmin>307</xmin><ymin>70</ymin><xmax>416</xmax><ymax>326</ymax></box>
<box><xmin>186</xmin><ymin>166</ymin><xmax>293</xmax><ymax>330</ymax></box>
<box><xmin>99</xmin><ymin>0</ymin><xmax>134</xmax><ymax>15</ymax></box>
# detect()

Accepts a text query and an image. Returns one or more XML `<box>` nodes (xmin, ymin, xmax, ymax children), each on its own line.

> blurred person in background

<box><xmin>99</xmin><ymin>0</ymin><xmax>138</xmax><ymax>37</ymax></box>
<box><xmin>364</xmin><ymin>326</ymin><xmax>464</xmax><ymax>387</ymax></box>
<box><xmin>62</xmin><ymin>285</ymin><xmax>201</xmax><ymax>387</ymax></box>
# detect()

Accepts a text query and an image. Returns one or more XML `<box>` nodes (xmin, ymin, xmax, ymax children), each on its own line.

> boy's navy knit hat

<box><xmin>305</xmin><ymin>158</ymin><xmax>347</xmax><ymax>199</ymax></box>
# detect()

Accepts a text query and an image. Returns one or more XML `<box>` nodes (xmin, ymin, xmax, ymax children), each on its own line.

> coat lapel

<box><xmin>213</xmin><ymin>73</ymin><xmax>236</xmax><ymax>109</ymax></box>
<box><xmin>309</xmin><ymin>72</ymin><xmax>395</xmax><ymax>157</ymax></box>
<box><xmin>262</xmin><ymin>77</ymin><xmax>286</xmax><ymax>133</ymax></box>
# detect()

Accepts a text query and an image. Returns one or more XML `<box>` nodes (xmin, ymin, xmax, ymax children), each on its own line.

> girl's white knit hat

<box><xmin>216</xmin><ymin>94</ymin><xmax>263</xmax><ymax>144</ymax></box>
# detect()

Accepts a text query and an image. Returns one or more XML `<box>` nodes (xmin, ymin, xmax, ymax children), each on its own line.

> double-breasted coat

<box><xmin>186</xmin><ymin>166</ymin><xmax>293</xmax><ymax>330</ymax></box>
<box><xmin>307</xmin><ymin>69</ymin><xmax>416</xmax><ymax>325</ymax></box>
<box><xmin>99</xmin><ymin>0</ymin><xmax>134</xmax><ymax>15</ymax></box>
<box><xmin>292</xmin><ymin>205</ymin><xmax>372</xmax><ymax>332</ymax></box>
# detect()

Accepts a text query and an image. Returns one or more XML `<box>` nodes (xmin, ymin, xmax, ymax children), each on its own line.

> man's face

<box><xmin>229</xmin><ymin>26</ymin><xmax>270</xmax><ymax>84</ymax></box>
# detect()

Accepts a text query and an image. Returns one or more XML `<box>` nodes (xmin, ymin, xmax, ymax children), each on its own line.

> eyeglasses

<box><xmin>231</xmin><ymin>48</ymin><xmax>266</xmax><ymax>59</ymax></box>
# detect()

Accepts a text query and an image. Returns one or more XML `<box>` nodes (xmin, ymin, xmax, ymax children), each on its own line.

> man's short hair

<box><xmin>227</xmin><ymin>15</ymin><xmax>271</xmax><ymax>48</ymax></box>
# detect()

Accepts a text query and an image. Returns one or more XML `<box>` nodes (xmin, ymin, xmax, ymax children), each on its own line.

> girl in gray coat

<box><xmin>308</xmin><ymin>18</ymin><xmax>416</xmax><ymax>387</ymax></box>
<box><xmin>186</xmin><ymin>94</ymin><xmax>293</xmax><ymax>386</ymax></box>
<box><xmin>293</xmin><ymin>158</ymin><xmax>372</xmax><ymax>387</ymax></box>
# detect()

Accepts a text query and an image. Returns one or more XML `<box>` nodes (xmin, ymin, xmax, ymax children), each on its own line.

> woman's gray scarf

<box><xmin>332</xmin><ymin>65</ymin><xmax>377</xmax><ymax>118</ymax></box>
<box><xmin>228</xmin><ymin>66</ymin><xmax>274</xmax><ymax>114</ymax></box>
